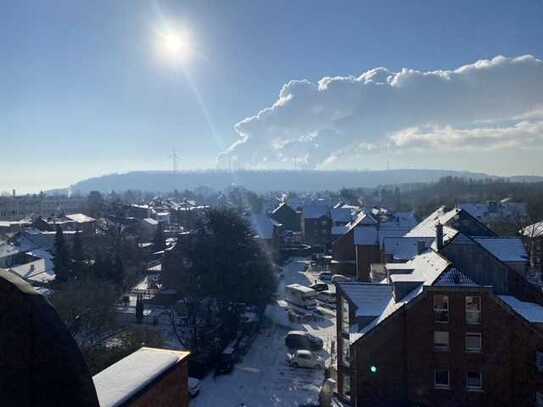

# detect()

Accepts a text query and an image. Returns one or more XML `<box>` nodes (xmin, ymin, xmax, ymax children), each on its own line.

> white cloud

<box><xmin>220</xmin><ymin>55</ymin><xmax>543</xmax><ymax>168</ymax></box>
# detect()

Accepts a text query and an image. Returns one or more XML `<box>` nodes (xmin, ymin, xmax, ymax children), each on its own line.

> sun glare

<box><xmin>157</xmin><ymin>27</ymin><xmax>193</xmax><ymax>65</ymax></box>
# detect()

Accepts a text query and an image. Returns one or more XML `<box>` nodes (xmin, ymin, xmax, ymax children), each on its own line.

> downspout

<box><xmin>402</xmin><ymin>304</ymin><xmax>409</xmax><ymax>403</ymax></box>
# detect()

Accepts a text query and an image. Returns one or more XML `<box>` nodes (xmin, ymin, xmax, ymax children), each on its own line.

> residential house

<box><xmin>93</xmin><ymin>347</ymin><xmax>190</xmax><ymax>407</ymax></box>
<box><xmin>458</xmin><ymin>198</ymin><xmax>528</xmax><ymax>224</ymax></box>
<box><xmin>336</xmin><ymin>215</ymin><xmax>541</xmax><ymax>406</ymax></box>
<box><xmin>353</xmin><ymin>211</ymin><xmax>417</xmax><ymax>281</ymax></box>
<box><xmin>270</xmin><ymin>202</ymin><xmax>301</xmax><ymax>232</ymax></box>
<box><xmin>248</xmin><ymin>213</ymin><xmax>282</xmax><ymax>260</ymax></box>
<box><xmin>332</xmin><ymin>212</ymin><xmax>378</xmax><ymax>277</ymax></box>
<box><xmin>0</xmin><ymin>194</ymin><xmax>86</xmax><ymax>221</ymax></box>
<box><xmin>302</xmin><ymin>204</ymin><xmax>331</xmax><ymax>247</ymax></box>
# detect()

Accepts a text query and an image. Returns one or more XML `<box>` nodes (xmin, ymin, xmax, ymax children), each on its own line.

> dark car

<box><xmin>309</xmin><ymin>282</ymin><xmax>329</xmax><ymax>292</ymax></box>
<box><xmin>285</xmin><ymin>330</ymin><xmax>324</xmax><ymax>351</ymax></box>
<box><xmin>216</xmin><ymin>352</ymin><xmax>234</xmax><ymax>375</ymax></box>
<box><xmin>215</xmin><ymin>344</ymin><xmax>236</xmax><ymax>375</ymax></box>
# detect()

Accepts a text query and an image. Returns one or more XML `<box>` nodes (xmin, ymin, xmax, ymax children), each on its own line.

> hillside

<box><xmin>69</xmin><ymin>169</ymin><xmax>498</xmax><ymax>194</ymax></box>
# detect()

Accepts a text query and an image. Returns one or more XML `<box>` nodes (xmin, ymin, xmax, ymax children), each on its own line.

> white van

<box><xmin>286</xmin><ymin>284</ymin><xmax>318</xmax><ymax>310</ymax></box>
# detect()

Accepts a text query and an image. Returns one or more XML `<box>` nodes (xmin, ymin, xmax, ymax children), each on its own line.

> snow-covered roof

<box><xmin>142</xmin><ymin>218</ymin><xmax>159</xmax><ymax>225</ymax></box>
<box><xmin>272</xmin><ymin>202</ymin><xmax>295</xmax><ymax>214</ymax></box>
<box><xmin>350</xmin><ymin>284</ymin><xmax>424</xmax><ymax>344</ymax></box>
<box><xmin>387</xmin><ymin>250</ymin><xmax>451</xmax><ymax>286</ymax></box>
<box><xmin>93</xmin><ymin>347</ymin><xmax>189</xmax><ymax>407</ymax></box>
<box><xmin>435</xmin><ymin>268</ymin><xmax>478</xmax><ymax>286</ymax></box>
<box><xmin>338</xmin><ymin>282</ymin><xmax>393</xmax><ymax>317</ymax></box>
<box><xmin>405</xmin><ymin>206</ymin><xmax>460</xmax><ymax>238</ymax></box>
<box><xmin>65</xmin><ymin>213</ymin><xmax>95</xmax><ymax>223</ymax></box>
<box><xmin>383</xmin><ymin>237</ymin><xmax>430</xmax><ymax>261</ymax></box>
<box><xmin>499</xmin><ymin>295</ymin><xmax>543</xmax><ymax>323</ymax></box>
<box><xmin>353</xmin><ymin>222</ymin><xmax>414</xmax><ymax>247</ymax></box>
<box><xmin>521</xmin><ymin>221</ymin><xmax>543</xmax><ymax>238</ymax></box>
<box><xmin>474</xmin><ymin>237</ymin><xmax>528</xmax><ymax>263</ymax></box>
<box><xmin>331</xmin><ymin>207</ymin><xmax>353</xmax><ymax>223</ymax></box>
<box><xmin>303</xmin><ymin>205</ymin><xmax>330</xmax><ymax>220</ymax></box>
<box><xmin>0</xmin><ymin>240</ymin><xmax>20</xmax><ymax>259</ymax></box>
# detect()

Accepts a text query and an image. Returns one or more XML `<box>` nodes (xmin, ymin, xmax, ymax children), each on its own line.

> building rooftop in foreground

<box><xmin>93</xmin><ymin>347</ymin><xmax>190</xmax><ymax>407</ymax></box>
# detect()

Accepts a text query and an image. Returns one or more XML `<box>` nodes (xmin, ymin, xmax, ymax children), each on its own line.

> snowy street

<box><xmin>191</xmin><ymin>257</ymin><xmax>337</xmax><ymax>406</ymax></box>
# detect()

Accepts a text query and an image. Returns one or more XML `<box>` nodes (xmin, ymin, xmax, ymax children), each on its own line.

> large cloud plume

<box><xmin>219</xmin><ymin>55</ymin><xmax>543</xmax><ymax>169</ymax></box>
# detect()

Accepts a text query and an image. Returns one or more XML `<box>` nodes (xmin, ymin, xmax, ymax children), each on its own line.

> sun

<box><xmin>157</xmin><ymin>27</ymin><xmax>193</xmax><ymax>65</ymax></box>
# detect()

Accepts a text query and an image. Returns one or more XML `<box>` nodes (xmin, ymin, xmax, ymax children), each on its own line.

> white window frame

<box><xmin>433</xmin><ymin>331</ymin><xmax>449</xmax><ymax>352</ymax></box>
<box><xmin>465</xmin><ymin>332</ymin><xmax>482</xmax><ymax>353</ymax></box>
<box><xmin>434</xmin><ymin>369</ymin><xmax>450</xmax><ymax>389</ymax></box>
<box><xmin>466</xmin><ymin>371</ymin><xmax>483</xmax><ymax>391</ymax></box>
<box><xmin>466</xmin><ymin>295</ymin><xmax>481</xmax><ymax>325</ymax></box>
<box><xmin>433</xmin><ymin>294</ymin><xmax>449</xmax><ymax>323</ymax></box>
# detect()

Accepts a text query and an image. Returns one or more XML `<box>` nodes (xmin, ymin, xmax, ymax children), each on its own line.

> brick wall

<box><xmin>130</xmin><ymin>358</ymin><xmax>189</xmax><ymax>407</ymax></box>
<box><xmin>350</xmin><ymin>287</ymin><xmax>543</xmax><ymax>407</ymax></box>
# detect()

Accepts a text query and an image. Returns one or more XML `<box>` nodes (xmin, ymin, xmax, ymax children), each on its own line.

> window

<box><xmin>466</xmin><ymin>296</ymin><xmax>481</xmax><ymax>324</ymax></box>
<box><xmin>433</xmin><ymin>331</ymin><xmax>449</xmax><ymax>351</ymax></box>
<box><xmin>342</xmin><ymin>337</ymin><xmax>350</xmax><ymax>366</ymax></box>
<box><xmin>343</xmin><ymin>374</ymin><xmax>351</xmax><ymax>399</ymax></box>
<box><xmin>537</xmin><ymin>392</ymin><xmax>543</xmax><ymax>407</ymax></box>
<box><xmin>434</xmin><ymin>369</ymin><xmax>450</xmax><ymax>389</ymax></box>
<box><xmin>537</xmin><ymin>351</ymin><xmax>543</xmax><ymax>372</ymax></box>
<box><xmin>466</xmin><ymin>371</ymin><xmax>482</xmax><ymax>390</ymax></box>
<box><xmin>434</xmin><ymin>294</ymin><xmax>449</xmax><ymax>323</ymax></box>
<box><xmin>465</xmin><ymin>333</ymin><xmax>482</xmax><ymax>353</ymax></box>
<box><xmin>342</xmin><ymin>298</ymin><xmax>350</xmax><ymax>335</ymax></box>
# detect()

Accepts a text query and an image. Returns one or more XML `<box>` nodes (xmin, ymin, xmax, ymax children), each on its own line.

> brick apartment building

<box><xmin>341</xmin><ymin>284</ymin><xmax>543</xmax><ymax>406</ymax></box>
<box><xmin>336</xmin><ymin>207</ymin><xmax>542</xmax><ymax>406</ymax></box>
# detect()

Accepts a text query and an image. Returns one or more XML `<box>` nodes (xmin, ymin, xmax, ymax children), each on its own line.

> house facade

<box><xmin>342</xmin><ymin>285</ymin><xmax>543</xmax><ymax>407</ymax></box>
<box><xmin>302</xmin><ymin>205</ymin><xmax>331</xmax><ymax>247</ymax></box>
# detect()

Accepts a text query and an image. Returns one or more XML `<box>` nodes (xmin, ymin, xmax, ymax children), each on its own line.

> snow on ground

<box><xmin>192</xmin><ymin>257</ymin><xmax>337</xmax><ymax>407</ymax></box>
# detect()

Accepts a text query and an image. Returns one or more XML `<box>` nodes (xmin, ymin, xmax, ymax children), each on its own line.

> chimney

<box><xmin>436</xmin><ymin>223</ymin><xmax>444</xmax><ymax>251</ymax></box>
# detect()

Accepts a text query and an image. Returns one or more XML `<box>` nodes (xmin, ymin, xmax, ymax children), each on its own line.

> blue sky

<box><xmin>2</xmin><ymin>0</ymin><xmax>543</xmax><ymax>192</ymax></box>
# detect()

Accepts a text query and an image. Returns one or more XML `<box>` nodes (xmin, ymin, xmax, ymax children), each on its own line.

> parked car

<box><xmin>285</xmin><ymin>330</ymin><xmax>324</xmax><ymax>351</ymax></box>
<box><xmin>331</xmin><ymin>274</ymin><xmax>351</xmax><ymax>283</ymax></box>
<box><xmin>188</xmin><ymin>377</ymin><xmax>201</xmax><ymax>397</ymax></box>
<box><xmin>317</xmin><ymin>290</ymin><xmax>336</xmax><ymax>308</ymax></box>
<box><xmin>287</xmin><ymin>350</ymin><xmax>324</xmax><ymax>369</ymax></box>
<box><xmin>216</xmin><ymin>345</ymin><xmax>235</xmax><ymax>375</ymax></box>
<box><xmin>318</xmin><ymin>271</ymin><xmax>333</xmax><ymax>282</ymax></box>
<box><xmin>309</xmin><ymin>282</ymin><xmax>329</xmax><ymax>292</ymax></box>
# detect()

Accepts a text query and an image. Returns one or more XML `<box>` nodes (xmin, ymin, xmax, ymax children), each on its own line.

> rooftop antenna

<box><xmin>170</xmin><ymin>148</ymin><xmax>179</xmax><ymax>173</ymax></box>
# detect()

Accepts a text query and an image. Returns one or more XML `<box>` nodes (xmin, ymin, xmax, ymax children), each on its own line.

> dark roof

<box><xmin>0</xmin><ymin>270</ymin><xmax>99</xmax><ymax>407</ymax></box>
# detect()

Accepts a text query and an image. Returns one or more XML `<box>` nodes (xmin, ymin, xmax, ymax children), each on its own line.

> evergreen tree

<box><xmin>53</xmin><ymin>225</ymin><xmax>71</xmax><ymax>283</ymax></box>
<box><xmin>72</xmin><ymin>231</ymin><xmax>86</xmax><ymax>279</ymax></box>
<box><xmin>112</xmin><ymin>253</ymin><xmax>125</xmax><ymax>289</ymax></box>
